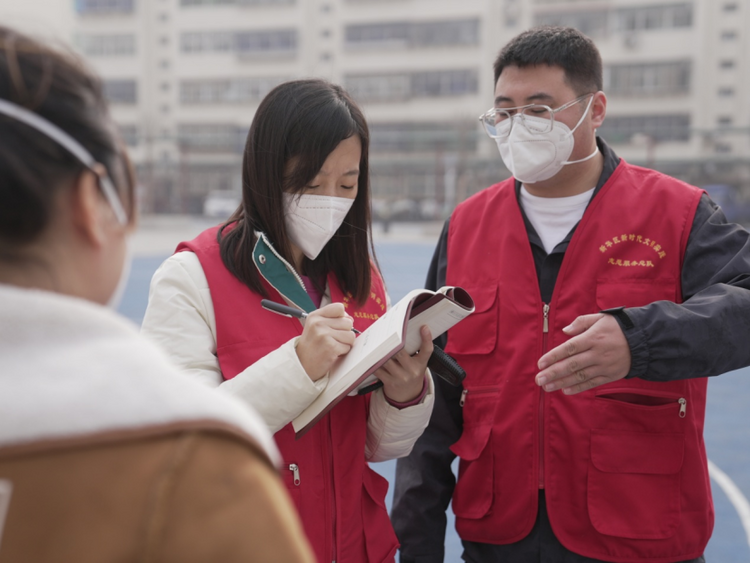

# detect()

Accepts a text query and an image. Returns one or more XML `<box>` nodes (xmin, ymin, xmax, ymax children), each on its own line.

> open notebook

<box><xmin>292</xmin><ymin>286</ymin><xmax>474</xmax><ymax>438</ymax></box>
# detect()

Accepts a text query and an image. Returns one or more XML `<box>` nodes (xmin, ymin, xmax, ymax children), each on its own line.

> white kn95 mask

<box><xmin>283</xmin><ymin>193</ymin><xmax>354</xmax><ymax>260</ymax></box>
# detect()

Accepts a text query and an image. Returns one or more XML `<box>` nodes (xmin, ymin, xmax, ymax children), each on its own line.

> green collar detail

<box><xmin>252</xmin><ymin>233</ymin><xmax>316</xmax><ymax>313</ymax></box>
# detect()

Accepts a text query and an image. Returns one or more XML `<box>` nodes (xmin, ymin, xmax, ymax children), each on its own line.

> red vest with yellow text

<box><xmin>444</xmin><ymin>161</ymin><xmax>711</xmax><ymax>562</ymax></box>
<box><xmin>179</xmin><ymin>227</ymin><xmax>397</xmax><ymax>563</ymax></box>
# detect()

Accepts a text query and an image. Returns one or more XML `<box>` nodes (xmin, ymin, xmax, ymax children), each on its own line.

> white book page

<box><xmin>404</xmin><ymin>299</ymin><xmax>473</xmax><ymax>354</ymax></box>
<box><xmin>324</xmin><ymin>289</ymin><xmax>419</xmax><ymax>395</ymax></box>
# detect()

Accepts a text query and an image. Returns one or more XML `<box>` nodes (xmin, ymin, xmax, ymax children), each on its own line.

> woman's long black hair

<box><xmin>219</xmin><ymin>78</ymin><xmax>375</xmax><ymax>305</ymax></box>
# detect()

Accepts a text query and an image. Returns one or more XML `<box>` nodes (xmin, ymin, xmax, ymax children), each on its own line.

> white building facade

<box><xmin>42</xmin><ymin>0</ymin><xmax>750</xmax><ymax>214</ymax></box>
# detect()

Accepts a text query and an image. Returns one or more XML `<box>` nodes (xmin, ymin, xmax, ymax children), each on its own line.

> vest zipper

<box><xmin>539</xmin><ymin>303</ymin><xmax>550</xmax><ymax>489</ymax></box>
<box><xmin>459</xmin><ymin>387</ymin><xmax>497</xmax><ymax>408</ymax></box>
<box><xmin>679</xmin><ymin>398</ymin><xmax>687</xmax><ymax>418</ymax></box>
<box><xmin>288</xmin><ymin>463</ymin><xmax>300</xmax><ymax>486</ymax></box>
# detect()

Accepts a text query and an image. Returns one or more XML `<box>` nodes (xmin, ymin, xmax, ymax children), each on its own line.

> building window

<box><xmin>345</xmin><ymin>74</ymin><xmax>410</xmax><ymax>102</ymax></box>
<box><xmin>605</xmin><ymin>61</ymin><xmax>691</xmax><ymax>97</ymax></box>
<box><xmin>159</xmin><ymin>59</ymin><xmax>171</xmax><ymax>69</ymax></box>
<box><xmin>369</xmin><ymin>121</ymin><xmax>477</xmax><ymax>152</ymax></box>
<box><xmin>75</xmin><ymin>0</ymin><xmax>135</xmax><ymax>14</ymax></box>
<box><xmin>181</xmin><ymin>29</ymin><xmax>297</xmax><ymax>56</ymax></box>
<box><xmin>345</xmin><ymin>19</ymin><xmax>479</xmax><ymax>49</ymax></box>
<box><xmin>723</xmin><ymin>2</ymin><xmax>739</xmax><ymax>12</ymax></box>
<box><xmin>412</xmin><ymin>70</ymin><xmax>478</xmax><ymax>97</ymax></box>
<box><xmin>597</xmin><ymin>114</ymin><xmax>691</xmax><ymax>144</ymax></box>
<box><xmin>235</xmin><ymin>29</ymin><xmax>297</xmax><ymax>56</ymax></box>
<box><xmin>180</xmin><ymin>0</ymin><xmax>295</xmax><ymax>6</ymax></box>
<box><xmin>180</xmin><ymin>76</ymin><xmax>288</xmax><ymax>104</ymax></box>
<box><xmin>536</xmin><ymin>10</ymin><xmax>608</xmax><ymax>38</ymax></box>
<box><xmin>181</xmin><ymin>0</ymin><xmax>235</xmax><ymax>5</ymax></box>
<box><xmin>717</xmin><ymin>116</ymin><xmax>733</xmax><ymax>127</ymax></box>
<box><xmin>117</xmin><ymin>124</ymin><xmax>138</xmax><ymax>146</ymax></box>
<box><xmin>719</xmin><ymin>59</ymin><xmax>736</xmax><ymax>69</ymax></box>
<box><xmin>721</xmin><ymin>30</ymin><xmax>738</xmax><ymax>40</ymax></box>
<box><xmin>103</xmin><ymin>79</ymin><xmax>137</xmax><ymax>104</ymax></box>
<box><xmin>177</xmin><ymin>124</ymin><xmax>247</xmax><ymax>153</ymax></box>
<box><xmin>345</xmin><ymin>69</ymin><xmax>478</xmax><ymax>102</ymax></box>
<box><xmin>76</xmin><ymin>34</ymin><xmax>135</xmax><ymax>56</ymax></box>
<box><xmin>715</xmin><ymin>142</ymin><xmax>732</xmax><ymax>154</ymax></box>
<box><xmin>615</xmin><ymin>3</ymin><xmax>693</xmax><ymax>31</ymax></box>
<box><xmin>160</xmin><ymin>35</ymin><xmax>170</xmax><ymax>45</ymax></box>
<box><xmin>718</xmin><ymin>87</ymin><xmax>735</xmax><ymax>97</ymax></box>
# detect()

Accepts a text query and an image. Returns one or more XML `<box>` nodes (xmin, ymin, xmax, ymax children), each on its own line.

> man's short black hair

<box><xmin>493</xmin><ymin>26</ymin><xmax>603</xmax><ymax>95</ymax></box>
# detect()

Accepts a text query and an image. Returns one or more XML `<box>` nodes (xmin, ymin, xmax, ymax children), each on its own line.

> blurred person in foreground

<box><xmin>0</xmin><ymin>26</ymin><xmax>313</xmax><ymax>563</ymax></box>
<box><xmin>140</xmin><ymin>78</ymin><xmax>434</xmax><ymax>562</ymax></box>
<box><xmin>393</xmin><ymin>26</ymin><xmax>750</xmax><ymax>563</ymax></box>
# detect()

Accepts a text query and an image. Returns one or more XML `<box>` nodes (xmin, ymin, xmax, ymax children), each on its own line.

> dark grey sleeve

<box><xmin>392</xmin><ymin>219</ymin><xmax>465</xmax><ymax>562</ymax></box>
<box><xmin>623</xmin><ymin>193</ymin><xmax>750</xmax><ymax>380</ymax></box>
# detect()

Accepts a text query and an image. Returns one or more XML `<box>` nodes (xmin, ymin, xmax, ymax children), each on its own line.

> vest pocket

<box><xmin>445</xmin><ymin>285</ymin><xmax>498</xmax><ymax>356</ymax></box>
<box><xmin>588</xmin><ymin>429</ymin><xmax>684</xmax><ymax>539</ymax></box>
<box><xmin>450</xmin><ymin>387</ymin><xmax>499</xmax><ymax>519</ymax></box>
<box><xmin>595</xmin><ymin>278</ymin><xmax>677</xmax><ymax>309</ymax></box>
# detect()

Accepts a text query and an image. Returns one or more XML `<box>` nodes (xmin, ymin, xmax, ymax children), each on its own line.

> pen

<box><xmin>260</xmin><ymin>299</ymin><xmax>361</xmax><ymax>334</ymax></box>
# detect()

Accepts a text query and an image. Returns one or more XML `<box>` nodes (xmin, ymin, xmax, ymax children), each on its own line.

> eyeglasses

<box><xmin>478</xmin><ymin>93</ymin><xmax>594</xmax><ymax>139</ymax></box>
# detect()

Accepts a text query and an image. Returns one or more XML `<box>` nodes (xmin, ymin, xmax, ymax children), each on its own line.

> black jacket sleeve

<box><xmin>392</xmin><ymin>219</ymin><xmax>465</xmax><ymax>563</ymax></box>
<box><xmin>623</xmin><ymin>193</ymin><xmax>750</xmax><ymax>380</ymax></box>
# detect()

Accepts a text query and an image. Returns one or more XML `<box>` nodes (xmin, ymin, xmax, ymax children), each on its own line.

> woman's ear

<box><xmin>68</xmin><ymin>170</ymin><xmax>109</xmax><ymax>249</ymax></box>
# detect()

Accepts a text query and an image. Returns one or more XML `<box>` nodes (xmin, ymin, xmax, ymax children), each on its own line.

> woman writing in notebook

<box><xmin>141</xmin><ymin>79</ymin><xmax>434</xmax><ymax>561</ymax></box>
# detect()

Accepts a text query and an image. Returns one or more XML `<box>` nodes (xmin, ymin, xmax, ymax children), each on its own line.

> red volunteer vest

<box><xmin>444</xmin><ymin>161</ymin><xmax>711</xmax><ymax>562</ymax></box>
<box><xmin>179</xmin><ymin>227</ymin><xmax>397</xmax><ymax>563</ymax></box>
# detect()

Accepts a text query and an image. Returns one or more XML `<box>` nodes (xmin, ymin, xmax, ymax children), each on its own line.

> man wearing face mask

<box><xmin>392</xmin><ymin>26</ymin><xmax>750</xmax><ymax>563</ymax></box>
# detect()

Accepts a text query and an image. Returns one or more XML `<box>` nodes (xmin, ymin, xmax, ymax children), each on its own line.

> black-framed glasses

<box><xmin>478</xmin><ymin>93</ymin><xmax>594</xmax><ymax>139</ymax></box>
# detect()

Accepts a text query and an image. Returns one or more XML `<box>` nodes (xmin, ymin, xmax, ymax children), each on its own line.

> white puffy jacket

<box><xmin>141</xmin><ymin>251</ymin><xmax>434</xmax><ymax>462</ymax></box>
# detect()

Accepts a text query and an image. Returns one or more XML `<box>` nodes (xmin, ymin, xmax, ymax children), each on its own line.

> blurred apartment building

<box><xmin>68</xmin><ymin>0</ymin><xmax>750</xmax><ymax>217</ymax></box>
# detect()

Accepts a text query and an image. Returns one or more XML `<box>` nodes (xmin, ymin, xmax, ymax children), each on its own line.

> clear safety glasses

<box><xmin>478</xmin><ymin>93</ymin><xmax>594</xmax><ymax>139</ymax></box>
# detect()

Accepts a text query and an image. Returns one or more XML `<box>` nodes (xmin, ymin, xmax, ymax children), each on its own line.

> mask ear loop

<box><xmin>0</xmin><ymin>97</ymin><xmax>128</xmax><ymax>225</ymax></box>
<box><xmin>562</xmin><ymin>94</ymin><xmax>599</xmax><ymax>166</ymax></box>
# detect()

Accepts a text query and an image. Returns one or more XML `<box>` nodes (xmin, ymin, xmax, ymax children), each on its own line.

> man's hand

<box><xmin>535</xmin><ymin>313</ymin><xmax>631</xmax><ymax>395</ymax></box>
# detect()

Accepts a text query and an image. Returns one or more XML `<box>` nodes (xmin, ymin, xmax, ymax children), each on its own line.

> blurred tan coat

<box><xmin>0</xmin><ymin>284</ymin><xmax>314</xmax><ymax>563</ymax></box>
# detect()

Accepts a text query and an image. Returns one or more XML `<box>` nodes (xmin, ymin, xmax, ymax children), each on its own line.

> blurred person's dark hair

<box><xmin>493</xmin><ymin>26</ymin><xmax>603</xmax><ymax>96</ymax></box>
<box><xmin>219</xmin><ymin>78</ymin><xmax>375</xmax><ymax>305</ymax></box>
<box><xmin>0</xmin><ymin>25</ymin><xmax>135</xmax><ymax>249</ymax></box>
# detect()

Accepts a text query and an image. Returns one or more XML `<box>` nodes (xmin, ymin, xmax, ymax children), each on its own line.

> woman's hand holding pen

<box><xmin>376</xmin><ymin>325</ymin><xmax>433</xmax><ymax>404</ymax></box>
<box><xmin>296</xmin><ymin>303</ymin><xmax>356</xmax><ymax>381</ymax></box>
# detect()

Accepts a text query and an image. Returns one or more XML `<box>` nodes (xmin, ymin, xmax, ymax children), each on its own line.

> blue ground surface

<box><xmin>121</xmin><ymin>241</ymin><xmax>749</xmax><ymax>562</ymax></box>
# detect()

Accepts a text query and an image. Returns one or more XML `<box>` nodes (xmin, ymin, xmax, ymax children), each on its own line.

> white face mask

<box><xmin>283</xmin><ymin>193</ymin><xmax>355</xmax><ymax>260</ymax></box>
<box><xmin>495</xmin><ymin>96</ymin><xmax>597</xmax><ymax>184</ymax></box>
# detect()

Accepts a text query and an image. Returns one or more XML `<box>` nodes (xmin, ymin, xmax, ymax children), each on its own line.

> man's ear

<box><xmin>590</xmin><ymin>91</ymin><xmax>607</xmax><ymax>130</ymax></box>
<box><xmin>68</xmin><ymin>170</ymin><xmax>108</xmax><ymax>248</ymax></box>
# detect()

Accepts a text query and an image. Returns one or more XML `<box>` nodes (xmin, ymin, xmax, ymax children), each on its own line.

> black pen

<box><xmin>260</xmin><ymin>299</ymin><xmax>361</xmax><ymax>334</ymax></box>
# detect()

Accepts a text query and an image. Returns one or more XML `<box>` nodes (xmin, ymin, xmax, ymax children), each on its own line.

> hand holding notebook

<box><xmin>290</xmin><ymin>286</ymin><xmax>475</xmax><ymax>437</ymax></box>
